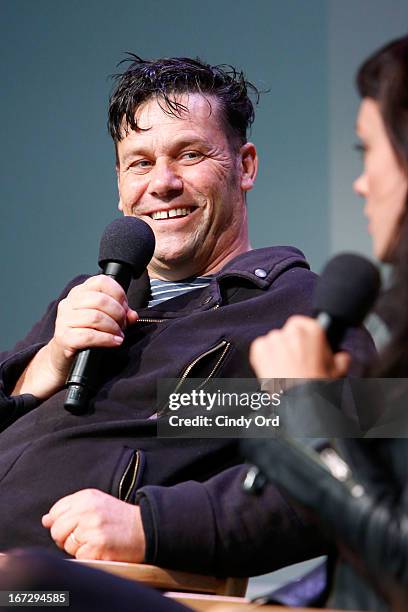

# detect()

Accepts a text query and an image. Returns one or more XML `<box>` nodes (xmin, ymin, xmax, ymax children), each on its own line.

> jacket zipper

<box><xmin>136</xmin><ymin>305</ymin><xmax>228</xmax><ymax>415</ymax></box>
<box><xmin>136</xmin><ymin>318</ymin><xmax>165</xmax><ymax>323</ymax></box>
<box><xmin>157</xmin><ymin>339</ymin><xmax>231</xmax><ymax>416</ymax></box>
<box><xmin>136</xmin><ymin>304</ymin><xmax>220</xmax><ymax>325</ymax></box>
<box><xmin>169</xmin><ymin>339</ymin><xmax>231</xmax><ymax>397</ymax></box>
<box><xmin>119</xmin><ymin>450</ymin><xmax>140</xmax><ymax>502</ymax></box>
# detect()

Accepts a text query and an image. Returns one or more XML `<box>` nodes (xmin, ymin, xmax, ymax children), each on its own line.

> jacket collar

<box><xmin>216</xmin><ymin>246</ymin><xmax>309</xmax><ymax>288</ymax></box>
<box><xmin>128</xmin><ymin>246</ymin><xmax>309</xmax><ymax>318</ymax></box>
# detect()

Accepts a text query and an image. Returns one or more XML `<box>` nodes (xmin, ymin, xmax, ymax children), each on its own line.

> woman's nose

<box><xmin>353</xmin><ymin>172</ymin><xmax>368</xmax><ymax>198</ymax></box>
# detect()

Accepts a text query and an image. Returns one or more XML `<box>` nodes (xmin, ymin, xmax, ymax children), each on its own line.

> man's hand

<box><xmin>250</xmin><ymin>315</ymin><xmax>351</xmax><ymax>380</ymax></box>
<box><xmin>41</xmin><ymin>489</ymin><xmax>146</xmax><ymax>562</ymax></box>
<box><xmin>12</xmin><ymin>275</ymin><xmax>138</xmax><ymax>399</ymax></box>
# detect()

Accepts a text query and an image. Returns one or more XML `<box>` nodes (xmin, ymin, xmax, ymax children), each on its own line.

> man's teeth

<box><xmin>151</xmin><ymin>208</ymin><xmax>193</xmax><ymax>220</ymax></box>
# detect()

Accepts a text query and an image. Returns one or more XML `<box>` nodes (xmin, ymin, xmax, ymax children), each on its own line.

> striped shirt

<box><xmin>149</xmin><ymin>276</ymin><xmax>213</xmax><ymax>308</ymax></box>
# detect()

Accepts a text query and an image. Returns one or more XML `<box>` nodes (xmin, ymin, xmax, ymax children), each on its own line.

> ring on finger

<box><xmin>69</xmin><ymin>532</ymin><xmax>80</xmax><ymax>546</ymax></box>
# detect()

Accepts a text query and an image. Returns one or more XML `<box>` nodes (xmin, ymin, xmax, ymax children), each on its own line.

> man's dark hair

<box><xmin>108</xmin><ymin>55</ymin><xmax>259</xmax><ymax>149</ymax></box>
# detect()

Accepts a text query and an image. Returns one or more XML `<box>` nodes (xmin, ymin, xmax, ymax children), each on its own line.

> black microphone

<box><xmin>243</xmin><ymin>253</ymin><xmax>381</xmax><ymax>495</ymax></box>
<box><xmin>64</xmin><ymin>217</ymin><xmax>155</xmax><ymax>413</ymax></box>
<box><xmin>313</xmin><ymin>253</ymin><xmax>381</xmax><ymax>352</ymax></box>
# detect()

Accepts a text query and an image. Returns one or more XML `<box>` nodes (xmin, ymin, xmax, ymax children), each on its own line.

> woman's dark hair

<box><xmin>108</xmin><ymin>55</ymin><xmax>259</xmax><ymax>150</ymax></box>
<box><xmin>357</xmin><ymin>35</ymin><xmax>408</xmax><ymax>375</ymax></box>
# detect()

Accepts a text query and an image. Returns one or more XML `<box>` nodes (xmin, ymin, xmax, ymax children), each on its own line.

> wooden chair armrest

<box><xmin>70</xmin><ymin>560</ymin><xmax>247</xmax><ymax>596</ymax></box>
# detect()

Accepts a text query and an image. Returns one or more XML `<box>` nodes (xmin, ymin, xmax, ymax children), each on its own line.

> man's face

<box><xmin>116</xmin><ymin>94</ymin><xmax>257</xmax><ymax>279</ymax></box>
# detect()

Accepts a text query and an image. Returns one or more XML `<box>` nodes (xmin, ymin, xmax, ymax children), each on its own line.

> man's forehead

<box><xmin>123</xmin><ymin>93</ymin><xmax>223</xmax><ymax>132</ymax></box>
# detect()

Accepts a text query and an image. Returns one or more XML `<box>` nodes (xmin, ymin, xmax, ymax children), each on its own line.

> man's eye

<box><xmin>129</xmin><ymin>160</ymin><xmax>153</xmax><ymax>172</ymax></box>
<box><xmin>180</xmin><ymin>151</ymin><xmax>203</xmax><ymax>162</ymax></box>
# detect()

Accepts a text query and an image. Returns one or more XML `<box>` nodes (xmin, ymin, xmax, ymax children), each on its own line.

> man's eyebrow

<box><xmin>120</xmin><ymin>136</ymin><xmax>210</xmax><ymax>161</ymax></box>
<box><xmin>169</xmin><ymin>136</ymin><xmax>210</xmax><ymax>150</ymax></box>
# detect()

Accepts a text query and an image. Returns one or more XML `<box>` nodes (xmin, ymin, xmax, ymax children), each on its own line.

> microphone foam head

<box><xmin>313</xmin><ymin>253</ymin><xmax>381</xmax><ymax>325</ymax></box>
<box><xmin>98</xmin><ymin>217</ymin><xmax>155</xmax><ymax>277</ymax></box>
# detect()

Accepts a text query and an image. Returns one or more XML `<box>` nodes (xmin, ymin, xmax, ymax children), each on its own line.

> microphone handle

<box><xmin>316</xmin><ymin>311</ymin><xmax>346</xmax><ymax>353</ymax></box>
<box><xmin>102</xmin><ymin>261</ymin><xmax>133</xmax><ymax>292</ymax></box>
<box><xmin>64</xmin><ymin>261</ymin><xmax>133</xmax><ymax>414</ymax></box>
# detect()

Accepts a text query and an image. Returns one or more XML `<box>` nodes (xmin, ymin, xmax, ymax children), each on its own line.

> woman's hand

<box><xmin>250</xmin><ymin>315</ymin><xmax>351</xmax><ymax>380</ymax></box>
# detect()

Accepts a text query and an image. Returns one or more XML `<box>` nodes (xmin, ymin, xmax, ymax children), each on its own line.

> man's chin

<box><xmin>149</xmin><ymin>248</ymin><xmax>205</xmax><ymax>279</ymax></box>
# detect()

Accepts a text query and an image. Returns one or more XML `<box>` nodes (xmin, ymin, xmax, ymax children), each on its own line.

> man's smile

<box><xmin>148</xmin><ymin>206</ymin><xmax>198</xmax><ymax>221</ymax></box>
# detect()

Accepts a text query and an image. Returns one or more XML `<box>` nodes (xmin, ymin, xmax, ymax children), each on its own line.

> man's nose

<box><xmin>147</xmin><ymin>159</ymin><xmax>183</xmax><ymax>198</ymax></box>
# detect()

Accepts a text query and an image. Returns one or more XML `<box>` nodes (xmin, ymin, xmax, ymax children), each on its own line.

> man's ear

<box><xmin>239</xmin><ymin>142</ymin><xmax>258</xmax><ymax>192</ymax></box>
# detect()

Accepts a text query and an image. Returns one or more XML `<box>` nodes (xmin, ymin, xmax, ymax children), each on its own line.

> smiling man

<box><xmin>114</xmin><ymin>74</ymin><xmax>256</xmax><ymax>281</ymax></box>
<box><xmin>0</xmin><ymin>56</ymin><xmax>373</xmax><ymax>576</ymax></box>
